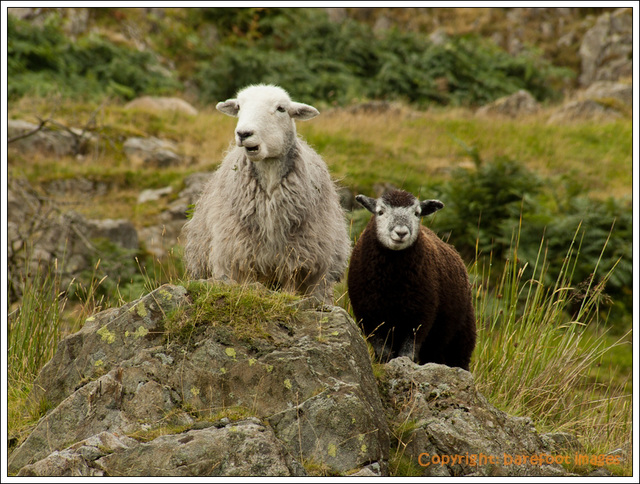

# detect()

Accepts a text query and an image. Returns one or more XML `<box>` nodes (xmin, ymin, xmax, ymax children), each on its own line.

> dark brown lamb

<box><xmin>347</xmin><ymin>189</ymin><xmax>476</xmax><ymax>370</ymax></box>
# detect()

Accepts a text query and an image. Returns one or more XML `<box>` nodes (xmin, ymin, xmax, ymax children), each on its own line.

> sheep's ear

<box><xmin>216</xmin><ymin>99</ymin><xmax>240</xmax><ymax>117</ymax></box>
<box><xmin>420</xmin><ymin>199</ymin><xmax>444</xmax><ymax>217</ymax></box>
<box><xmin>289</xmin><ymin>102</ymin><xmax>319</xmax><ymax>120</ymax></box>
<box><xmin>356</xmin><ymin>194</ymin><xmax>378</xmax><ymax>214</ymax></box>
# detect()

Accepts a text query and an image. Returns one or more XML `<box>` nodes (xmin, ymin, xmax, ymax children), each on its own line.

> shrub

<box><xmin>432</xmin><ymin>150</ymin><xmax>631</xmax><ymax>329</ymax></box>
<box><xmin>194</xmin><ymin>8</ymin><xmax>570</xmax><ymax>107</ymax></box>
<box><xmin>435</xmin><ymin>152</ymin><xmax>543</xmax><ymax>259</ymax></box>
<box><xmin>8</xmin><ymin>13</ymin><xmax>181</xmax><ymax>100</ymax></box>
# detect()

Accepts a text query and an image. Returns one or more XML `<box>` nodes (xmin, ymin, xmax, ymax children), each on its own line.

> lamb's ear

<box><xmin>419</xmin><ymin>199</ymin><xmax>444</xmax><ymax>217</ymax></box>
<box><xmin>289</xmin><ymin>102</ymin><xmax>319</xmax><ymax>120</ymax></box>
<box><xmin>355</xmin><ymin>194</ymin><xmax>378</xmax><ymax>214</ymax></box>
<box><xmin>216</xmin><ymin>99</ymin><xmax>239</xmax><ymax>117</ymax></box>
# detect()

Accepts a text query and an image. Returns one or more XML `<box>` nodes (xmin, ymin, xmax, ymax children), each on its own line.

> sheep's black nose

<box><xmin>237</xmin><ymin>130</ymin><xmax>253</xmax><ymax>141</ymax></box>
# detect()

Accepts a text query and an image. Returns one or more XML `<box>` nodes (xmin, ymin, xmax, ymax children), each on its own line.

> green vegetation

<box><xmin>195</xmin><ymin>9</ymin><xmax>569</xmax><ymax>106</ymax></box>
<box><xmin>432</xmin><ymin>153</ymin><xmax>632</xmax><ymax>333</ymax></box>
<box><xmin>8</xmin><ymin>8</ymin><xmax>570</xmax><ymax>107</ymax></box>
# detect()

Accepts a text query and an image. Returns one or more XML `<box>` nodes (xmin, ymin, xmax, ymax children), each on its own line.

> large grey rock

<box><xmin>9</xmin><ymin>281</ymin><xmax>389</xmax><ymax>476</ymax></box>
<box><xmin>95</xmin><ymin>420</ymin><xmax>304</xmax><ymax>477</ymax></box>
<box><xmin>9</xmin><ymin>279</ymin><xmax>579</xmax><ymax>477</ymax></box>
<box><xmin>380</xmin><ymin>358</ymin><xmax>570</xmax><ymax>477</ymax></box>
<box><xmin>17</xmin><ymin>423</ymin><xmax>303</xmax><ymax>477</ymax></box>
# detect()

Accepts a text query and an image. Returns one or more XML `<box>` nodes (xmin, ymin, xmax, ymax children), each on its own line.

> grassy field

<box><xmin>7</xmin><ymin>95</ymin><xmax>634</xmax><ymax>475</ymax></box>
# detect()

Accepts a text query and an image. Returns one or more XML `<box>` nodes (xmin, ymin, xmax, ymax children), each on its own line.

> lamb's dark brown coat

<box><xmin>348</xmin><ymin>213</ymin><xmax>476</xmax><ymax>370</ymax></box>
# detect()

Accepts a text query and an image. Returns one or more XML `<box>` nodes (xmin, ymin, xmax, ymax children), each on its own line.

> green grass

<box><xmin>164</xmin><ymin>280</ymin><xmax>299</xmax><ymax>344</ymax></box>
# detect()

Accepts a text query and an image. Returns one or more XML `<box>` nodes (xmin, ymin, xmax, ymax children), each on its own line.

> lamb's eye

<box><xmin>276</xmin><ymin>106</ymin><xmax>286</xmax><ymax>113</ymax></box>
<box><xmin>377</xmin><ymin>209</ymin><xmax>385</xmax><ymax>216</ymax></box>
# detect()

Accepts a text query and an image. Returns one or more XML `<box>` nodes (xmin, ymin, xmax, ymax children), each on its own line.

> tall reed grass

<box><xmin>470</xmin><ymin>219</ymin><xmax>632</xmax><ymax>474</ymax></box>
<box><xmin>8</xmin><ymin>258</ymin><xmax>68</xmax><ymax>387</ymax></box>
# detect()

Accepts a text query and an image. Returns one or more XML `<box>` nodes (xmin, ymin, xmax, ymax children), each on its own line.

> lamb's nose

<box><xmin>394</xmin><ymin>227</ymin><xmax>409</xmax><ymax>240</ymax></box>
<box><xmin>237</xmin><ymin>130</ymin><xmax>253</xmax><ymax>141</ymax></box>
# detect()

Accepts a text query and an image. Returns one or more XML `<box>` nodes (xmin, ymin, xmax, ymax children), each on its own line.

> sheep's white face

<box><xmin>356</xmin><ymin>191</ymin><xmax>444</xmax><ymax>251</ymax></box>
<box><xmin>216</xmin><ymin>84</ymin><xmax>319</xmax><ymax>162</ymax></box>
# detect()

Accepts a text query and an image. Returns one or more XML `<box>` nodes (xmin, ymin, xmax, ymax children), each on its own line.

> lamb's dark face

<box><xmin>356</xmin><ymin>191</ymin><xmax>444</xmax><ymax>251</ymax></box>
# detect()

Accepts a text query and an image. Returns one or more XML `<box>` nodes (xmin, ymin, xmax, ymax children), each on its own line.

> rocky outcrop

<box><xmin>579</xmin><ymin>8</ymin><xmax>632</xmax><ymax>87</ymax></box>
<box><xmin>137</xmin><ymin>172</ymin><xmax>208</xmax><ymax>259</ymax></box>
<box><xmin>8</xmin><ymin>280</ymin><xmax>576</xmax><ymax>477</ymax></box>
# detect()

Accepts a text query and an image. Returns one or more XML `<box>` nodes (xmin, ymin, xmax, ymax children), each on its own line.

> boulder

<box><xmin>10</xmin><ymin>281</ymin><xmax>390</xmax><ymax>476</ymax></box>
<box><xmin>123</xmin><ymin>136</ymin><xmax>182</xmax><ymax>168</ymax></box>
<box><xmin>475</xmin><ymin>90</ymin><xmax>540</xmax><ymax>118</ymax></box>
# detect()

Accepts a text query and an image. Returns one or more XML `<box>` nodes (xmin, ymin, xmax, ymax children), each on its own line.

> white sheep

<box><xmin>347</xmin><ymin>189</ymin><xmax>476</xmax><ymax>369</ymax></box>
<box><xmin>182</xmin><ymin>84</ymin><xmax>351</xmax><ymax>303</ymax></box>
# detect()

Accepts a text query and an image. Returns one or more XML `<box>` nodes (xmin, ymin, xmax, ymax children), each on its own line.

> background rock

<box><xmin>123</xmin><ymin>136</ymin><xmax>183</xmax><ymax>168</ymax></box>
<box><xmin>583</xmin><ymin>80</ymin><xmax>632</xmax><ymax>107</ymax></box>
<box><xmin>8</xmin><ymin>119</ymin><xmax>90</xmax><ymax>157</ymax></box>
<box><xmin>124</xmin><ymin>96</ymin><xmax>198</xmax><ymax>116</ymax></box>
<box><xmin>7</xmin><ymin>178</ymin><xmax>141</xmax><ymax>303</ymax></box>
<box><xmin>547</xmin><ymin>99</ymin><xmax>624</xmax><ymax>124</ymax></box>
<box><xmin>475</xmin><ymin>90</ymin><xmax>540</xmax><ymax>118</ymax></box>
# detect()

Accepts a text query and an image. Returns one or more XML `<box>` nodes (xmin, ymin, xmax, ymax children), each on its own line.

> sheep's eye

<box><xmin>377</xmin><ymin>209</ymin><xmax>385</xmax><ymax>216</ymax></box>
<box><xmin>276</xmin><ymin>106</ymin><xmax>286</xmax><ymax>113</ymax></box>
